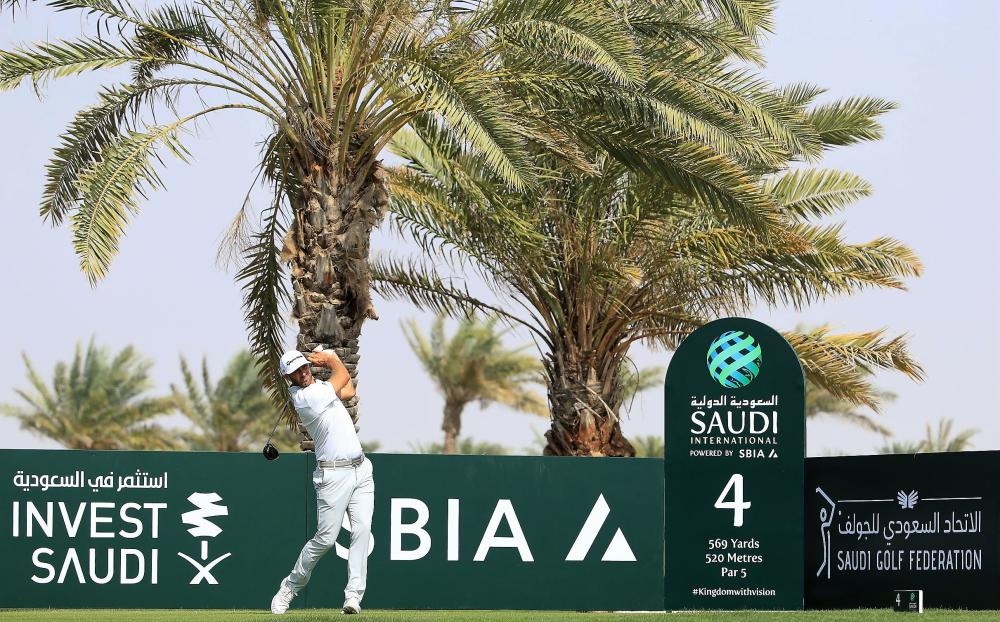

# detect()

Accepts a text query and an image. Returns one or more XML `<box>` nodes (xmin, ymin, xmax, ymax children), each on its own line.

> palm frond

<box><xmin>923</xmin><ymin>418</ymin><xmax>978</xmax><ymax>453</ymax></box>
<box><xmin>71</xmin><ymin>123</ymin><xmax>191</xmax><ymax>284</ymax></box>
<box><xmin>237</xmin><ymin>166</ymin><xmax>292</xmax><ymax>421</ymax></box>
<box><xmin>628</xmin><ymin>3</ymin><xmax>764</xmax><ymax>65</ymax></box>
<box><xmin>785</xmin><ymin>326</ymin><xmax>924</xmax><ymax>411</ymax></box>
<box><xmin>372</xmin><ymin>255</ymin><xmax>530</xmax><ymax>331</ymax></box>
<box><xmin>806</xmin><ymin>96</ymin><xmax>897</xmax><ymax>147</ymax></box>
<box><xmin>766</xmin><ymin>168</ymin><xmax>872</xmax><ymax>219</ymax></box>
<box><xmin>131</xmin><ymin>1</ymin><xmax>231</xmax><ymax>84</ymax></box>
<box><xmin>806</xmin><ymin>377</ymin><xmax>893</xmax><ymax>436</ymax></box>
<box><xmin>697</xmin><ymin>0</ymin><xmax>775</xmax><ymax>40</ymax></box>
<box><xmin>41</xmin><ymin>79</ymin><xmax>189</xmax><ymax>226</ymax></box>
<box><xmin>779</xmin><ymin>82</ymin><xmax>825</xmax><ymax>107</ymax></box>
<box><xmin>0</xmin><ymin>37</ymin><xmax>138</xmax><ymax>92</ymax></box>
<box><xmin>385</xmin><ymin>43</ymin><xmax>535</xmax><ymax>191</ymax></box>
<box><xmin>478</xmin><ymin>0</ymin><xmax>643</xmax><ymax>87</ymax></box>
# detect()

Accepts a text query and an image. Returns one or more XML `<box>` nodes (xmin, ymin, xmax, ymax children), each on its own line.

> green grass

<box><xmin>0</xmin><ymin>611</ymin><xmax>995</xmax><ymax>622</ymax></box>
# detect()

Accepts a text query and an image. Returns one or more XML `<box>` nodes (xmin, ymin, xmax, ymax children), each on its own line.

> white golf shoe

<box><xmin>270</xmin><ymin>580</ymin><xmax>297</xmax><ymax>614</ymax></box>
<box><xmin>342</xmin><ymin>596</ymin><xmax>361</xmax><ymax>614</ymax></box>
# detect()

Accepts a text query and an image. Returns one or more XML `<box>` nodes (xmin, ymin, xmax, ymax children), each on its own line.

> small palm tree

<box><xmin>921</xmin><ymin>418</ymin><xmax>977</xmax><ymax>453</ymax></box>
<box><xmin>631</xmin><ymin>435</ymin><xmax>664</xmax><ymax>458</ymax></box>
<box><xmin>172</xmin><ymin>350</ymin><xmax>299</xmax><ymax>452</ymax></box>
<box><xmin>402</xmin><ymin>315</ymin><xmax>545</xmax><ymax>454</ymax></box>
<box><xmin>1</xmin><ymin>341</ymin><xmax>180</xmax><ymax>450</ymax></box>
<box><xmin>410</xmin><ymin>438</ymin><xmax>509</xmax><ymax>456</ymax></box>
<box><xmin>875</xmin><ymin>418</ymin><xmax>977</xmax><ymax>454</ymax></box>
<box><xmin>875</xmin><ymin>440</ymin><xmax>925</xmax><ymax>455</ymax></box>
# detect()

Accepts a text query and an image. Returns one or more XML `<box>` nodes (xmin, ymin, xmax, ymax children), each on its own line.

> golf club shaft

<box><xmin>265</xmin><ymin>395</ymin><xmax>294</xmax><ymax>445</ymax></box>
<box><xmin>265</xmin><ymin>411</ymin><xmax>283</xmax><ymax>443</ymax></box>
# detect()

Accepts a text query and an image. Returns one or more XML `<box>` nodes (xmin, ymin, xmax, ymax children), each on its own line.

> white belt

<box><xmin>318</xmin><ymin>455</ymin><xmax>365</xmax><ymax>469</ymax></box>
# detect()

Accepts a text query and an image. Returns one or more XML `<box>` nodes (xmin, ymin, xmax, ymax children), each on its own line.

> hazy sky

<box><xmin>1</xmin><ymin>1</ymin><xmax>997</xmax><ymax>456</ymax></box>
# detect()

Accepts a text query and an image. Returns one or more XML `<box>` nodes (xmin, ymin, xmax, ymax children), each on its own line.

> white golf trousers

<box><xmin>285</xmin><ymin>457</ymin><xmax>375</xmax><ymax>602</ymax></box>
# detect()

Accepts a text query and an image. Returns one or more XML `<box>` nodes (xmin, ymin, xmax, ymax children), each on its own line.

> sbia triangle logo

<box><xmin>565</xmin><ymin>494</ymin><xmax>636</xmax><ymax>562</ymax></box>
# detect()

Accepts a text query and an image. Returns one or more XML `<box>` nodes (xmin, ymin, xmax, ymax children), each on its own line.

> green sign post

<box><xmin>664</xmin><ymin>317</ymin><xmax>805</xmax><ymax>609</ymax></box>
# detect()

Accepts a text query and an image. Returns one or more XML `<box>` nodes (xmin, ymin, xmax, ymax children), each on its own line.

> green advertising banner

<box><xmin>302</xmin><ymin>454</ymin><xmax>664</xmax><ymax>611</ymax></box>
<box><xmin>0</xmin><ymin>449</ymin><xmax>309</xmax><ymax>609</ymax></box>
<box><xmin>664</xmin><ymin>317</ymin><xmax>805</xmax><ymax>610</ymax></box>
<box><xmin>806</xmin><ymin>452</ymin><xmax>1000</xmax><ymax>610</ymax></box>
<box><xmin>0</xmin><ymin>450</ymin><xmax>664</xmax><ymax>611</ymax></box>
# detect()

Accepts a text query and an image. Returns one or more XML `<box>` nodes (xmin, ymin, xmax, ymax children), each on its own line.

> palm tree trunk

<box><xmin>542</xmin><ymin>351</ymin><xmax>635</xmax><ymax>457</ymax></box>
<box><xmin>284</xmin><ymin>158</ymin><xmax>388</xmax><ymax>450</ymax></box>
<box><xmin>442</xmin><ymin>400</ymin><xmax>464</xmax><ymax>454</ymax></box>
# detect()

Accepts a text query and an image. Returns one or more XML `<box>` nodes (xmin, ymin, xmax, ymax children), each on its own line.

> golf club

<box><xmin>262</xmin><ymin>409</ymin><xmax>284</xmax><ymax>461</ymax></box>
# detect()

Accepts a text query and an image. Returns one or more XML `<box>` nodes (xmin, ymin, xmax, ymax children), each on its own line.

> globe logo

<box><xmin>706</xmin><ymin>331</ymin><xmax>762</xmax><ymax>388</ymax></box>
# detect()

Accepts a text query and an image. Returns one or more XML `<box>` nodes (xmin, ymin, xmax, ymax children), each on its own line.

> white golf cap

<box><xmin>279</xmin><ymin>350</ymin><xmax>309</xmax><ymax>375</ymax></box>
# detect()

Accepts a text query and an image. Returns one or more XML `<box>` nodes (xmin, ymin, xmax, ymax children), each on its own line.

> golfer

<box><xmin>271</xmin><ymin>347</ymin><xmax>375</xmax><ymax>615</ymax></box>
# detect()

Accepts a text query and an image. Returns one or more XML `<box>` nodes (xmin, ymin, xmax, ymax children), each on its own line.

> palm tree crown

<box><xmin>402</xmin><ymin>314</ymin><xmax>545</xmax><ymax>453</ymax></box>
<box><xmin>375</xmin><ymin>1</ymin><xmax>924</xmax><ymax>455</ymax></box>
<box><xmin>1</xmin><ymin>340</ymin><xmax>180</xmax><ymax>450</ymax></box>
<box><xmin>172</xmin><ymin>350</ymin><xmax>298</xmax><ymax>451</ymax></box>
<box><xmin>876</xmin><ymin>418</ymin><xmax>977</xmax><ymax>454</ymax></box>
<box><xmin>1</xmin><ymin>0</ymin><xmax>646</xmax><ymax>426</ymax></box>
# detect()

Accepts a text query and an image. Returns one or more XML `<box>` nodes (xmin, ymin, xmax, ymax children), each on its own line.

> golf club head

<box><xmin>262</xmin><ymin>442</ymin><xmax>279</xmax><ymax>461</ymax></box>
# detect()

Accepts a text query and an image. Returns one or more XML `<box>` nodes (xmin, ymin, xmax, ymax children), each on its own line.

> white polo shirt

<box><xmin>289</xmin><ymin>380</ymin><xmax>363</xmax><ymax>461</ymax></box>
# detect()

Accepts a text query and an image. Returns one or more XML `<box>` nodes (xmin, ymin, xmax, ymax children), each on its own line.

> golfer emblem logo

<box><xmin>178</xmin><ymin>492</ymin><xmax>231</xmax><ymax>585</ymax></box>
<box><xmin>707</xmin><ymin>331</ymin><xmax>762</xmax><ymax>388</ymax></box>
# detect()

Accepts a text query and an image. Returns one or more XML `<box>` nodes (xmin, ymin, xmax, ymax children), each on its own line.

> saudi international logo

<box><xmin>707</xmin><ymin>331</ymin><xmax>762</xmax><ymax>388</ymax></box>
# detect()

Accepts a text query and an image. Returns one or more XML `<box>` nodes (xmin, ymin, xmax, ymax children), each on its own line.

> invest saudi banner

<box><xmin>0</xmin><ymin>450</ymin><xmax>663</xmax><ymax>610</ymax></box>
<box><xmin>664</xmin><ymin>317</ymin><xmax>805</xmax><ymax>610</ymax></box>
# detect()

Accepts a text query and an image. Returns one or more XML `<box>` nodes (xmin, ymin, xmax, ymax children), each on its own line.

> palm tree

<box><xmin>402</xmin><ymin>315</ymin><xmax>545</xmax><ymax>454</ymax></box>
<box><xmin>0</xmin><ymin>0</ymin><xmax>646</xmax><ymax>427</ymax></box>
<box><xmin>875</xmin><ymin>440</ymin><xmax>924</xmax><ymax>455</ymax></box>
<box><xmin>172</xmin><ymin>350</ymin><xmax>299</xmax><ymax>451</ymax></box>
<box><xmin>921</xmin><ymin>418</ymin><xmax>977</xmax><ymax>453</ymax></box>
<box><xmin>631</xmin><ymin>435</ymin><xmax>664</xmax><ymax>458</ymax></box>
<box><xmin>876</xmin><ymin>419</ymin><xmax>977</xmax><ymax>454</ymax></box>
<box><xmin>1</xmin><ymin>341</ymin><xmax>180</xmax><ymax>450</ymax></box>
<box><xmin>410</xmin><ymin>438</ymin><xmax>509</xmax><ymax>456</ymax></box>
<box><xmin>375</xmin><ymin>3</ymin><xmax>924</xmax><ymax>455</ymax></box>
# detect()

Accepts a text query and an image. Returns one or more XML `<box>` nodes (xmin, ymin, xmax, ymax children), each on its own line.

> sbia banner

<box><xmin>0</xmin><ymin>450</ymin><xmax>664</xmax><ymax>610</ymax></box>
<box><xmin>664</xmin><ymin>317</ymin><xmax>805</xmax><ymax>610</ymax></box>
<box><xmin>303</xmin><ymin>454</ymin><xmax>663</xmax><ymax>610</ymax></box>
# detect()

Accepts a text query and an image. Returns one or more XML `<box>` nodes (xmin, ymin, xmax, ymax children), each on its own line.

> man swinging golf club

<box><xmin>270</xmin><ymin>347</ymin><xmax>375</xmax><ymax>615</ymax></box>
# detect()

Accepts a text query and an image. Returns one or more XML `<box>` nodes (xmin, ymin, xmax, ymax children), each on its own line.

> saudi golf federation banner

<box><xmin>664</xmin><ymin>317</ymin><xmax>805</xmax><ymax>610</ymax></box>
<box><xmin>0</xmin><ymin>449</ymin><xmax>663</xmax><ymax>610</ymax></box>
<box><xmin>806</xmin><ymin>451</ymin><xmax>1000</xmax><ymax>610</ymax></box>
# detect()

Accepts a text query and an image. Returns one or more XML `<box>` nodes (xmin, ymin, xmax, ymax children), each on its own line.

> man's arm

<box><xmin>306</xmin><ymin>349</ymin><xmax>356</xmax><ymax>401</ymax></box>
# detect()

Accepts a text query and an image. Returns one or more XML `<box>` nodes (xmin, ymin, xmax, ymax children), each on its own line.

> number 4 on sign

<box><xmin>715</xmin><ymin>474</ymin><xmax>752</xmax><ymax>527</ymax></box>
